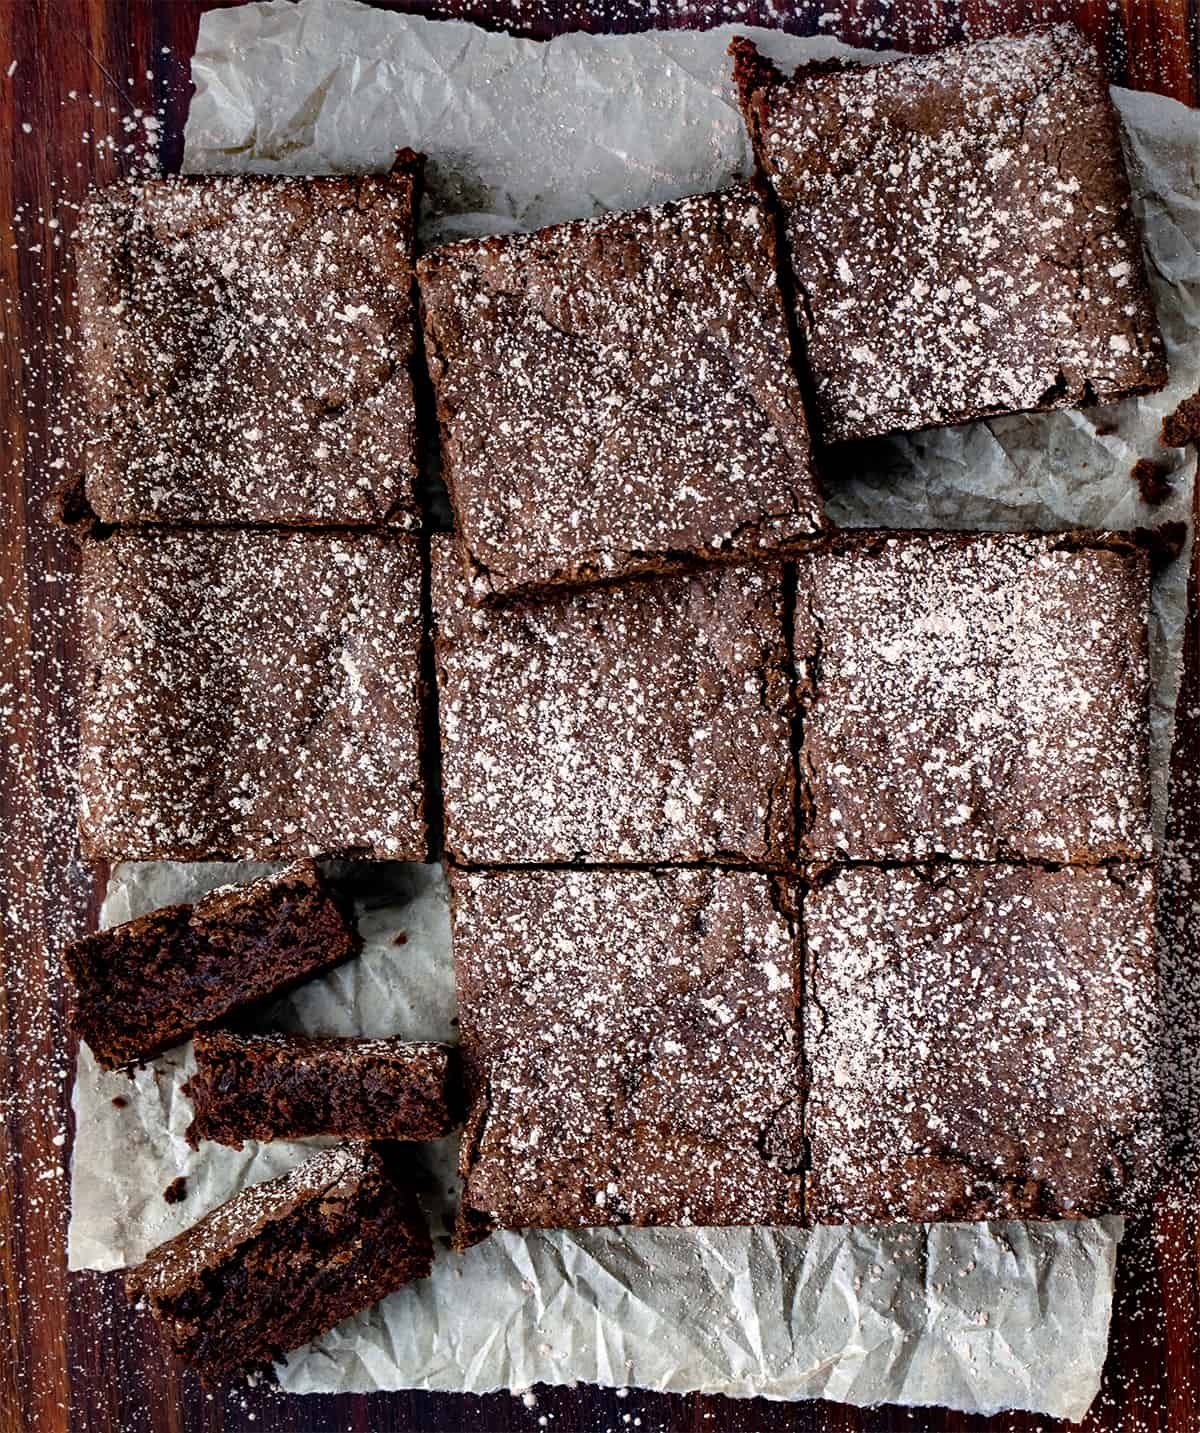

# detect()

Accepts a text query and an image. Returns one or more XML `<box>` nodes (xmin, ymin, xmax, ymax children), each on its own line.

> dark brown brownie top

<box><xmin>76</xmin><ymin>164</ymin><xmax>421</xmax><ymax>525</ymax></box>
<box><xmin>184</xmin><ymin>1032</ymin><xmax>459</xmax><ymax>1146</ymax></box>
<box><xmin>795</xmin><ymin>531</ymin><xmax>1152</xmax><ymax>862</ymax></box>
<box><xmin>418</xmin><ymin>186</ymin><xmax>825</xmax><ymax>600</ymax></box>
<box><xmin>454</xmin><ymin>867</ymin><xmax>805</xmax><ymax>1231</ymax></box>
<box><xmin>733</xmin><ymin>26</ymin><xmax>1167</xmax><ymax>444</ymax></box>
<box><xmin>803</xmin><ymin>863</ymin><xmax>1162</xmax><ymax>1224</ymax></box>
<box><xmin>432</xmin><ymin>539</ymin><xmax>794</xmax><ymax>865</ymax></box>
<box><xmin>79</xmin><ymin>529</ymin><xmax>426</xmax><ymax>861</ymax></box>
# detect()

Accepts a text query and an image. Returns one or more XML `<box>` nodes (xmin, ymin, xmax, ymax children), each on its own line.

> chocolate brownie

<box><xmin>76</xmin><ymin>158</ymin><xmax>423</xmax><ymax>525</ymax></box>
<box><xmin>184</xmin><ymin>1032</ymin><xmax>460</xmax><ymax>1147</ymax></box>
<box><xmin>418</xmin><ymin>186</ymin><xmax>825</xmax><ymax>600</ymax></box>
<box><xmin>732</xmin><ymin>27</ymin><xmax>1167</xmax><ymax>444</ymax></box>
<box><xmin>795</xmin><ymin>531</ymin><xmax>1152</xmax><ymax>862</ymax></box>
<box><xmin>66</xmin><ymin>860</ymin><xmax>360</xmax><ymax>1069</ymax></box>
<box><xmin>126</xmin><ymin>1144</ymin><xmax>433</xmax><ymax>1383</ymax></box>
<box><xmin>452</xmin><ymin>867</ymin><xmax>805</xmax><ymax>1237</ymax></box>
<box><xmin>432</xmin><ymin>538</ymin><xmax>794</xmax><ymax>865</ymax></box>
<box><xmin>803</xmin><ymin>863</ymin><xmax>1162</xmax><ymax>1224</ymax></box>
<box><xmin>78</xmin><ymin>529</ymin><xmax>426</xmax><ymax>861</ymax></box>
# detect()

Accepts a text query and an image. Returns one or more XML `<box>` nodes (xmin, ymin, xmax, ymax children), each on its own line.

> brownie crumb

<box><xmin>162</xmin><ymin>1176</ymin><xmax>187</xmax><ymax>1205</ymax></box>
<box><xmin>111</xmin><ymin>1096</ymin><xmax>128</xmax><ymax>1109</ymax></box>
<box><xmin>1162</xmin><ymin>390</ymin><xmax>1200</xmax><ymax>449</ymax></box>
<box><xmin>393</xmin><ymin>931</ymin><xmax>408</xmax><ymax>946</ymax></box>
<box><xmin>1132</xmin><ymin>457</ymin><xmax>1173</xmax><ymax>506</ymax></box>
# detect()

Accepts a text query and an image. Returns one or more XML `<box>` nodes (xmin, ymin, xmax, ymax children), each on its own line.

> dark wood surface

<box><xmin>2</xmin><ymin>2</ymin><xmax>1199</xmax><ymax>1431</ymax></box>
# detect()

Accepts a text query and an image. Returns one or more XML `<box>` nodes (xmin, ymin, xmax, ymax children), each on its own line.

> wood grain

<box><xmin>1</xmin><ymin>2</ymin><xmax>1197</xmax><ymax>1431</ymax></box>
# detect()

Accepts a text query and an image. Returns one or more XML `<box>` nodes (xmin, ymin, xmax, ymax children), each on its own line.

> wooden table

<box><xmin>3</xmin><ymin>3</ymin><xmax>1198</xmax><ymax>1429</ymax></box>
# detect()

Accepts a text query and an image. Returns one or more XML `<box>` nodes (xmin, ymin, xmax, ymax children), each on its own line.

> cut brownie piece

<box><xmin>732</xmin><ymin>26</ymin><xmax>1167</xmax><ymax>444</ymax></box>
<box><xmin>76</xmin><ymin>159</ymin><xmax>423</xmax><ymax>525</ymax></box>
<box><xmin>803</xmin><ymin>863</ymin><xmax>1162</xmax><ymax>1224</ymax></box>
<box><xmin>65</xmin><ymin>860</ymin><xmax>360</xmax><ymax>1069</ymax></box>
<box><xmin>126</xmin><ymin>1144</ymin><xmax>433</xmax><ymax>1383</ymax></box>
<box><xmin>453</xmin><ymin>867</ymin><xmax>805</xmax><ymax>1236</ymax></box>
<box><xmin>432</xmin><ymin>538</ymin><xmax>794</xmax><ymax>864</ymax></box>
<box><xmin>184</xmin><ymin>1032</ymin><xmax>460</xmax><ymax>1147</ymax></box>
<box><xmin>795</xmin><ymin>531</ymin><xmax>1152</xmax><ymax>862</ymax></box>
<box><xmin>79</xmin><ymin>529</ymin><xmax>426</xmax><ymax>861</ymax></box>
<box><xmin>418</xmin><ymin>186</ymin><xmax>825</xmax><ymax>600</ymax></box>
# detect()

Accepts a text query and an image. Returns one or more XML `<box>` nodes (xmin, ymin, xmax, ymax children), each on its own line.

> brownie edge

<box><xmin>184</xmin><ymin>1032</ymin><xmax>461</xmax><ymax>1147</ymax></box>
<box><xmin>66</xmin><ymin>860</ymin><xmax>361</xmax><ymax>1069</ymax></box>
<box><xmin>125</xmin><ymin>1144</ymin><xmax>433</xmax><ymax>1383</ymax></box>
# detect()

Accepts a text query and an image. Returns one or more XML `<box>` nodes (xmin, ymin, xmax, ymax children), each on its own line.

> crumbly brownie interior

<box><xmin>184</xmin><ymin>1033</ymin><xmax>460</xmax><ymax>1147</ymax></box>
<box><xmin>126</xmin><ymin>1146</ymin><xmax>432</xmax><ymax>1382</ymax></box>
<box><xmin>67</xmin><ymin>861</ymin><xmax>360</xmax><ymax>1068</ymax></box>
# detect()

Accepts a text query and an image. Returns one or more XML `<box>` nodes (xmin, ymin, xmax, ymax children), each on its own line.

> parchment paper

<box><xmin>68</xmin><ymin>0</ymin><xmax>1200</xmax><ymax>1421</ymax></box>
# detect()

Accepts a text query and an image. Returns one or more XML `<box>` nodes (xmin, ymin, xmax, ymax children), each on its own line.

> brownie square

<box><xmin>418</xmin><ymin>186</ymin><xmax>825</xmax><ymax>599</ymax></box>
<box><xmin>184</xmin><ymin>1032</ymin><xmax>460</xmax><ymax>1147</ymax></box>
<box><xmin>66</xmin><ymin>860</ymin><xmax>361</xmax><ymax>1069</ymax></box>
<box><xmin>432</xmin><ymin>538</ymin><xmax>794</xmax><ymax>864</ymax></box>
<box><xmin>126</xmin><ymin>1144</ymin><xmax>433</xmax><ymax>1382</ymax></box>
<box><xmin>803</xmin><ymin>863</ymin><xmax>1162</xmax><ymax>1224</ymax></box>
<box><xmin>453</xmin><ymin>867</ymin><xmax>805</xmax><ymax>1234</ymax></box>
<box><xmin>79</xmin><ymin>529</ymin><xmax>426</xmax><ymax>861</ymax></box>
<box><xmin>76</xmin><ymin>161</ymin><xmax>422</xmax><ymax>525</ymax></box>
<box><xmin>733</xmin><ymin>26</ymin><xmax>1167</xmax><ymax>444</ymax></box>
<box><xmin>795</xmin><ymin>532</ymin><xmax>1152</xmax><ymax>862</ymax></box>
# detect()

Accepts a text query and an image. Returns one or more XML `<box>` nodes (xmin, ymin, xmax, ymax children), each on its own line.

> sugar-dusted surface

<box><xmin>735</xmin><ymin>25</ymin><xmax>1167</xmax><ymax>444</ymax></box>
<box><xmin>796</xmin><ymin>532</ymin><xmax>1153</xmax><ymax>862</ymax></box>
<box><xmin>76</xmin><ymin>169</ymin><xmax>421</xmax><ymax>525</ymax></box>
<box><xmin>418</xmin><ymin>186</ymin><xmax>824</xmax><ymax>599</ymax></box>
<box><xmin>804</xmin><ymin>863</ymin><xmax>1163</xmax><ymax>1225</ymax></box>
<box><xmin>454</xmin><ymin>867</ymin><xmax>805</xmax><ymax>1230</ymax></box>
<box><xmin>78</xmin><ymin>529</ymin><xmax>426</xmax><ymax>861</ymax></box>
<box><xmin>433</xmin><ymin>539</ymin><xmax>794</xmax><ymax>864</ymax></box>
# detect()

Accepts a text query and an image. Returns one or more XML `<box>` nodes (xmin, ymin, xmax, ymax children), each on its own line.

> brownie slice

<box><xmin>66</xmin><ymin>860</ymin><xmax>361</xmax><ymax>1070</ymax></box>
<box><xmin>733</xmin><ymin>26</ymin><xmax>1166</xmax><ymax>444</ymax></box>
<box><xmin>184</xmin><ymin>1032</ymin><xmax>460</xmax><ymax>1147</ymax></box>
<box><xmin>78</xmin><ymin>529</ymin><xmax>426</xmax><ymax>862</ymax></box>
<box><xmin>803</xmin><ymin>863</ymin><xmax>1163</xmax><ymax>1224</ymax></box>
<box><xmin>795</xmin><ymin>531</ymin><xmax>1152</xmax><ymax>862</ymax></box>
<box><xmin>418</xmin><ymin>186</ymin><xmax>825</xmax><ymax>600</ymax></box>
<box><xmin>76</xmin><ymin>158</ymin><xmax>423</xmax><ymax>525</ymax></box>
<box><xmin>452</xmin><ymin>867</ymin><xmax>805</xmax><ymax>1238</ymax></box>
<box><xmin>126</xmin><ymin>1144</ymin><xmax>433</xmax><ymax>1383</ymax></box>
<box><xmin>432</xmin><ymin>537</ymin><xmax>794</xmax><ymax>865</ymax></box>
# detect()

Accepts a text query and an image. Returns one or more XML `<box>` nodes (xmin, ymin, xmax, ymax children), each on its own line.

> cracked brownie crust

<box><xmin>418</xmin><ymin>186</ymin><xmax>825</xmax><ymax>599</ymax></box>
<box><xmin>79</xmin><ymin>529</ymin><xmax>426</xmax><ymax>861</ymax></box>
<box><xmin>733</xmin><ymin>26</ymin><xmax>1167</xmax><ymax>444</ymax></box>
<box><xmin>795</xmin><ymin>531</ymin><xmax>1153</xmax><ymax>862</ymax></box>
<box><xmin>803</xmin><ymin>863</ymin><xmax>1162</xmax><ymax>1224</ymax></box>
<box><xmin>184</xmin><ymin>1032</ymin><xmax>460</xmax><ymax>1147</ymax></box>
<box><xmin>453</xmin><ymin>867</ymin><xmax>805</xmax><ymax>1234</ymax></box>
<box><xmin>432</xmin><ymin>538</ymin><xmax>795</xmax><ymax>865</ymax></box>
<box><xmin>125</xmin><ymin>1144</ymin><xmax>433</xmax><ymax>1383</ymax></box>
<box><xmin>77</xmin><ymin>164</ymin><xmax>422</xmax><ymax>525</ymax></box>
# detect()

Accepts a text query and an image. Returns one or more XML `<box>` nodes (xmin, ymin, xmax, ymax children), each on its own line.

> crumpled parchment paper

<box><xmin>68</xmin><ymin>0</ymin><xmax>1200</xmax><ymax>1421</ymax></box>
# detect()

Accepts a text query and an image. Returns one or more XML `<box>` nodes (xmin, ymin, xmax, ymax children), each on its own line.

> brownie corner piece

<box><xmin>432</xmin><ymin>539</ymin><xmax>795</xmax><ymax>865</ymax></box>
<box><xmin>735</xmin><ymin>25</ymin><xmax>1167</xmax><ymax>442</ymax></box>
<box><xmin>802</xmin><ymin>862</ymin><xmax>1162</xmax><ymax>1225</ymax></box>
<box><xmin>125</xmin><ymin>1143</ymin><xmax>432</xmax><ymax>1383</ymax></box>
<box><xmin>796</xmin><ymin>530</ymin><xmax>1152</xmax><ymax>862</ymax></box>
<box><xmin>452</xmin><ymin>866</ymin><xmax>805</xmax><ymax>1232</ymax></box>
<box><xmin>76</xmin><ymin>168</ymin><xmax>422</xmax><ymax>525</ymax></box>
<box><xmin>66</xmin><ymin>858</ymin><xmax>360</xmax><ymax>1069</ymax></box>
<box><xmin>78</xmin><ymin>528</ymin><xmax>427</xmax><ymax>862</ymax></box>
<box><xmin>418</xmin><ymin>185</ymin><xmax>824</xmax><ymax>598</ymax></box>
